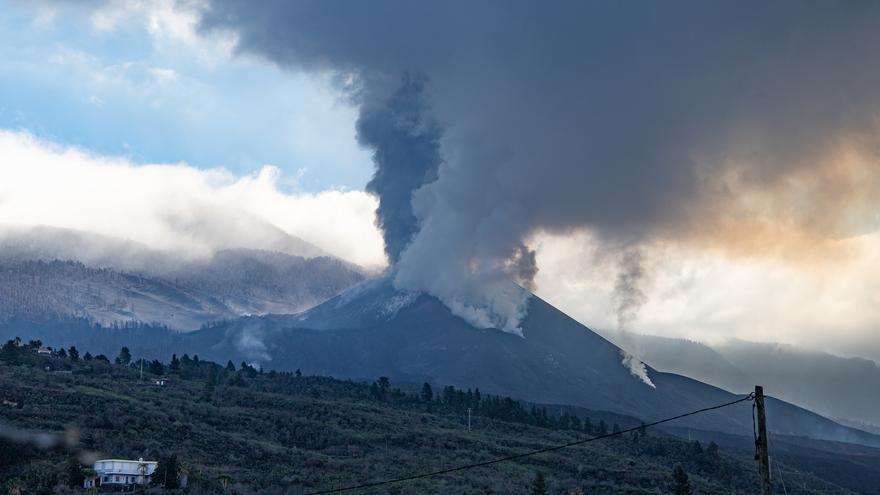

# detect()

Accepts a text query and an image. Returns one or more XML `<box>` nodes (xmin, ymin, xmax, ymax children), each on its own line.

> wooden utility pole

<box><xmin>755</xmin><ymin>385</ymin><xmax>772</xmax><ymax>495</ymax></box>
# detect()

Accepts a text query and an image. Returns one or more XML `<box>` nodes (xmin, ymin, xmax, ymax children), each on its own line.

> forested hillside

<box><xmin>0</xmin><ymin>252</ymin><xmax>362</xmax><ymax>330</ymax></box>
<box><xmin>0</xmin><ymin>339</ymin><xmax>859</xmax><ymax>495</ymax></box>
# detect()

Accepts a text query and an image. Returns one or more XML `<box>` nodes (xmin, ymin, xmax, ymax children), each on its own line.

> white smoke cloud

<box><xmin>610</xmin><ymin>247</ymin><xmax>655</xmax><ymax>387</ymax></box>
<box><xmin>392</xmin><ymin>172</ymin><xmax>536</xmax><ymax>334</ymax></box>
<box><xmin>0</xmin><ymin>130</ymin><xmax>386</xmax><ymax>267</ymax></box>
<box><xmin>532</xmin><ymin>230</ymin><xmax>880</xmax><ymax>362</ymax></box>
<box><xmin>235</xmin><ymin>322</ymin><xmax>271</xmax><ymax>362</ymax></box>
<box><xmin>194</xmin><ymin>0</ymin><xmax>880</xmax><ymax>345</ymax></box>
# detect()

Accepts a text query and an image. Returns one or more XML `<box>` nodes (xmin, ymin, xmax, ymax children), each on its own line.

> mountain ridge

<box><xmin>609</xmin><ymin>332</ymin><xmax>880</xmax><ymax>427</ymax></box>
<box><xmin>2</xmin><ymin>272</ymin><xmax>876</xmax><ymax>450</ymax></box>
<box><xmin>180</xmin><ymin>278</ymin><xmax>880</xmax><ymax>449</ymax></box>
<box><xmin>0</xmin><ymin>241</ymin><xmax>364</xmax><ymax>329</ymax></box>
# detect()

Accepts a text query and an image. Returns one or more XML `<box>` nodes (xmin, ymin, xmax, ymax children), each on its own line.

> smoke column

<box><xmin>198</xmin><ymin>1</ymin><xmax>880</xmax><ymax>332</ymax></box>
<box><xmin>612</xmin><ymin>248</ymin><xmax>655</xmax><ymax>387</ymax></box>
<box><xmin>358</xmin><ymin>74</ymin><xmax>442</xmax><ymax>264</ymax></box>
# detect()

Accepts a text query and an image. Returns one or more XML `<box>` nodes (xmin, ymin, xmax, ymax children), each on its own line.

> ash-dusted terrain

<box><xmin>0</xmin><ymin>227</ymin><xmax>364</xmax><ymax>329</ymax></box>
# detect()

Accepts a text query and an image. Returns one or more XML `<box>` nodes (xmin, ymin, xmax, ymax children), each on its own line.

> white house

<box><xmin>83</xmin><ymin>458</ymin><xmax>158</xmax><ymax>488</ymax></box>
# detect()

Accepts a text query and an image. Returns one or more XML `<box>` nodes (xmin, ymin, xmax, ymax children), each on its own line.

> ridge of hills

<box><xmin>2</xmin><ymin>228</ymin><xmax>876</xmax><ymax>437</ymax></box>
<box><xmin>603</xmin><ymin>333</ymin><xmax>880</xmax><ymax>428</ymax></box>
<box><xmin>179</xmin><ymin>278</ymin><xmax>880</xmax><ymax>449</ymax></box>
<box><xmin>3</xmin><ymin>278</ymin><xmax>877</xmax><ymax>452</ymax></box>
<box><xmin>2</xmin><ymin>341</ymin><xmax>874</xmax><ymax>495</ymax></box>
<box><xmin>0</xmin><ymin>244</ymin><xmax>364</xmax><ymax>330</ymax></box>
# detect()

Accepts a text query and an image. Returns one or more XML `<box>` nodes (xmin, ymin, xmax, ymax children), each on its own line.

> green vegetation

<box><xmin>673</xmin><ymin>465</ymin><xmax>692</xmax><ymax>495</ymax></box>
<box><xmin>530</xmin><ymin>472</ymin><xmax>548</xmax><ymax>495</ymax></box>
<box><xmin>0</xmin><ymin>338</ymin><xmax>852</xmax><ymax>494</ymax></box>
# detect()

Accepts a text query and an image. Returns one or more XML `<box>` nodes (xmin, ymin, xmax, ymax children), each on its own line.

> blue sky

<box><xmin>0</xmin><ymin>0</ymin><xmax>373</xmax><ymax>192</ymax></box>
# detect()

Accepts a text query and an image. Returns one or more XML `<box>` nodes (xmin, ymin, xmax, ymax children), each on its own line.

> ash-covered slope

<box><xmin>0</xmin><ymin>244</ymin><xmax>364</xmax><ymax>330</ymax></box>
<box><xmin>186</xmin><ymin>278</ymin><xmax>880</xmax><ymax>448</ymax></box>
<box><xmin>0</xmin><ymin>259</ymin><xmax>233</xmax><ymax>329</ymax></box>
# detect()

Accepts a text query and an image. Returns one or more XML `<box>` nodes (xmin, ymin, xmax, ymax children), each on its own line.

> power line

<box><xmin>306</xmin><ymin>393</ymin><xmax>755</xmax><ymax>495</ymax></box>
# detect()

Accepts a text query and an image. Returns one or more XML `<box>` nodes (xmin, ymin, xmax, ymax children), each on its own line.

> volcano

<box><xmin>185</xmin><ymin>278</ymin><xmax>880</xmax><ymax>447</ymax></box>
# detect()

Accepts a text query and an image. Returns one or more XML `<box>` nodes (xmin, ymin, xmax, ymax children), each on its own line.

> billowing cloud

<box><xmin>196</xmin><ymin>1</ymin><xmax>880</xmax><ymax>331</ymax></box>
<box><xmin>532</xmin><ymin>230</ymin><xmax>880</xmax><ymax>361</ymax></box>
<box><xmin>0</xmin><ymin>130</ymin><xmax>385</xmax><ymax>267</ymax></box>
<box><xmin>11</xmin><ymin>1</ymin><xmax>880</xmax><ymax>358</ymax></box>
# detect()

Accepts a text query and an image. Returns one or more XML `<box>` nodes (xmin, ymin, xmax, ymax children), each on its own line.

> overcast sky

<box><xmin>2</xmin><ymin>0</ymin><xmax>879</xmax><ymax>361</ymax></box>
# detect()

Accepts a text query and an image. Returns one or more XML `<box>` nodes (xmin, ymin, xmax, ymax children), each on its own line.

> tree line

<box><xmin>1</xmin><ymin>337</ymin><xmax>720</xmax><ymax>494</ymax></box>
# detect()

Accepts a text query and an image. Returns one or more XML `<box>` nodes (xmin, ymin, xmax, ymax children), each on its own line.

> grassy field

<box><xmin>0</xmin><ymin>341</ymin><xmax>853</xmax><ymax>494</ymax></box>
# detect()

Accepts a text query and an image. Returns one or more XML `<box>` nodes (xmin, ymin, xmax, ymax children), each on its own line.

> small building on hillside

<box><xmin>153</xmin><ymin>377</ymin><xmax>170</xmax><ymax>386</ymax></box>
<box><xmin>83</xmin><ymin>458</ymin><xmax>158</xmax><ymax>488</ymax></box>
<box><xmin>37</xmin><ymin>346</ymin><xmax>52</xmax><ymax>355</ymax></box>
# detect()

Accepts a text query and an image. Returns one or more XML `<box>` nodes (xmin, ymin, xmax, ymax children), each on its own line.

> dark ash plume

<box><xmin>613</xmin><ymin>248</ymin><xmax>648</xmax><ymax>331</ymax></box>
<box><xmin>199</xmin><ymin>1</ymin><xmax>880</xmax><ymax>331</ymax></box>
<box><xmin>357</xmin><ymin>75</ymin><xmax>442</xmax><ymax>264</ymax></box>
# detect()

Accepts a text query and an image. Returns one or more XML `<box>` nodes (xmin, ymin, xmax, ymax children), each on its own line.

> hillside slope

<box><xmin>182</xmin><ymin>278</ymin><xmax>880</xmax><ymax>449</ymax></box>
<box><xmin>0</xmin><ymin>348</ymin><xmax>861</xmax><ymax>495</ymax></box>
<box><xmin>2</xmin><ymin>278</ymin><xmax>876</xmax><ymax>452</ymax></box>
<box><xmin>613</xmin><ymin>333</ymin><xmax>880</xmax><ymax>428</ymax></box>
<box><xmin>0</xmin><ymin>251</ymin><xmax>363</xmax><ymax>330</ymax></box>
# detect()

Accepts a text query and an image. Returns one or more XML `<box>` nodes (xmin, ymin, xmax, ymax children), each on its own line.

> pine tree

<box><xmin>378</xmin><ymin>376</ymin><xmax>390</xmax><ymax>391</ymax></box>
<box><xmin>68</xmin><ymin>346</ymin><xmax>79</xmax><ymax>362</ymax></box>
<box><xmin>559</xmin><ymin>412</ymin><xmax>571</xmax><ymax>430</ymax></box>
<box><xmin>170</xmin><ymin>354</ymin><xmax>180</xmax><ymax>372</ymax></box>
<box><xmin>0</xmin><ymin>340</ymin><xmax>18</xmax><ymax>364</ymax></box>
<box><xmin>149</xmin><ymin>359</ymin><xmax>165</xmax><ymax>375</ymax></box>
<box><xmin>707</xmin><ymin>440</ymin><xmax>720</xmax><ymax>457</ymax></box>
<box><xmin>530</xmin><ymin>471</ymin><xmax>549</xmax><ymax>495</ymax></box>
<box><xmin>154</xmin><ymin>454</ymin><xmax>180</xmax><ymax>488</ymax></box>
<box><xmin>115</xmin><ymin>346</ymin><xmax>131</xmax><ymax>366</ymax></box>
<box><xmin>421</xmin><ymin>382</ymin><xmax>433</xmax><ymax>402</ymax></box>
<box><xmin>180</xmin><ymin>354</ymin><xmax>193</xmax><ymax>377</ymax></box>
<box><xmin>203</xmin><ymin>367</ymin><xmax>217</xmax><ymax>400</ymax></box>
<box><xmin>672</xmin><ymin>466</ymin><xmax>692</xmax><ymax>495</ymax></box>
<box><xmin>64</xmin><ymin>454</ymin><xmax>84</xmax><ymax>488</ymax></box>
